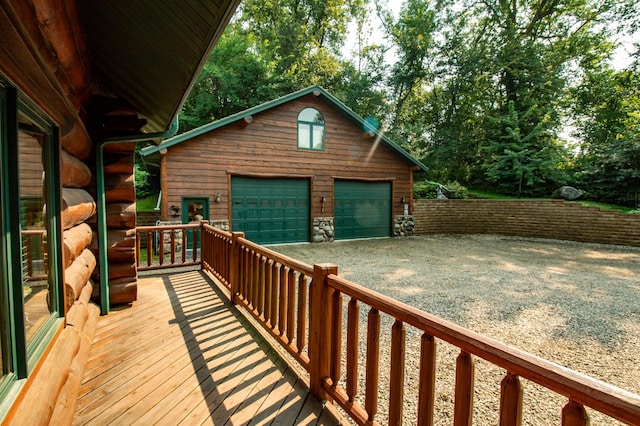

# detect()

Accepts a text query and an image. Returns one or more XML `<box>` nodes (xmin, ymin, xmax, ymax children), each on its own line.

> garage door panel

<box><xmin>335</xmin><ymin>181</ymin><xmax>391</xmax><ymax>240</ymax></box>
<box><xmin>232</xmin><ymin>176</ymin><xmax>310</xmax><ymax>244</ymax></box>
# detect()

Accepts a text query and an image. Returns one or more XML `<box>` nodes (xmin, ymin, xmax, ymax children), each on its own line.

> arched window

<box><xmin>297</xmin><ymin>108</ymin><xmax>325</xmax><ymax>150</ymax></box>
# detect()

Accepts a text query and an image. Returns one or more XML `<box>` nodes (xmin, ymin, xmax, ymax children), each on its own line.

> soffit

<box><xmin>78</xmin><ymin>0</ymin><xmax>240</xmax><ymax>133</ymax></box>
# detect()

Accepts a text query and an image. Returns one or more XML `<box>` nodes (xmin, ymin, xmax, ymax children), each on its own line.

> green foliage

<box><xmin>572</xmin><ymin>64</ymin><xmax>640</xmax><ymax>207</ymax></box>
<box><xmin>176</xmin><ymin>0</ymin><xmax>640</xmax><ymax>208</ymax></box>
<box><xmin>134</xmin><ymin>162</ymin><xmax>154</xmax><ymax>199</ymax></box>
<box><xmin>414</xmin><ymin>180</ymin><xmax>468</xmax><ymax>199</ymax></box>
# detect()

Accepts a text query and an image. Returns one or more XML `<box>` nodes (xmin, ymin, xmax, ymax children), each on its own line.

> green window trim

<box><xmin>0</xmin><ymin>77</ymin><xmax>64</xmax><ymax>416</ymax></box>
<box><xmin>297</xmin><ymin>107</ymin><xmax>325</xmax><ymax>151</ymax></box>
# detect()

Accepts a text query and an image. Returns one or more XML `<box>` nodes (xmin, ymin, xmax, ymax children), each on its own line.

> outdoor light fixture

<box><xmin>321</xmin><ymin>194</ymin><xmax>326</xmax><ymax>213</ymax></box>
<box><xmin>214</xmin><ymin>194</ymin><xmax>221</xmax><ymax>203</ymax></box>
<box><xmin>401</xmin><ymin>195</ymin><xmax>406</xmax><ymax>204</ymax></box>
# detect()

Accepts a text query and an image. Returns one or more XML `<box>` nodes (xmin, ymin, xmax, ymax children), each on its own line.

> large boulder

<box><xmin>552</xmin><ymin>186</ymin><xmax>583</xmax><ymax>200</ymax></box>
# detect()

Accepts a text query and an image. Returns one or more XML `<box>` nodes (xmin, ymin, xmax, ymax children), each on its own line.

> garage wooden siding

<box><xmin>162</xmin><ymin>94</ymin><xmax>414</xmax><ymax>222</ymax></box>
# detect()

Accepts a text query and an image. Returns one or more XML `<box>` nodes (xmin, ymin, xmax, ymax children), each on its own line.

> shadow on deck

<box><xmin>73</xmin><ymin>270</ymin><xmax>344</xmax><ymax>425</ymax></box>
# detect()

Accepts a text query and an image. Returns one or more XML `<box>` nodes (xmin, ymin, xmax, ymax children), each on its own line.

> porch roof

<box><xmin>77</xmin><ymin>1</ymin><xmax>241</xmax><ymax>133</ymax></box>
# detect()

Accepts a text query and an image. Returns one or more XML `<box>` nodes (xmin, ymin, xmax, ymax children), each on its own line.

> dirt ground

<box><xmin>270</xmin><ymin>234</ymin><xmax>640</xmax><ymax>424</ymax></box>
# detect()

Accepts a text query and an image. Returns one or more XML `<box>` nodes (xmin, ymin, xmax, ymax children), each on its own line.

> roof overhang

<box><xmin>77</xmin><ymin>0</ymin><xmax>241</xmax><ymax>133</ymax></box>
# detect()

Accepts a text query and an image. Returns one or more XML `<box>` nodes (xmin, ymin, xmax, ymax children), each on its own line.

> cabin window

<box><xmin>297</xmin><ymin>108</ymin><xmax>325</xmax><ymax>150</ymax></box>
<box><xmin>0</xmin><ymin>79</ymin><xmax>63</xmax><ymax>394</ymax></box>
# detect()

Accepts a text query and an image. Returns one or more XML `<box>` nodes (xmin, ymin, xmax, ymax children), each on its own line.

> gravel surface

<box><xmin>270</xmin><ymin>235</ymin><xmax>640</xmax><ymax>425</ymax></box>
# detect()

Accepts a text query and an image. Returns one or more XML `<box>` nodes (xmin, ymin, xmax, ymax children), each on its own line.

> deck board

<box><xmin>74</xmin><ymin>270</ymin><xmax>343</xmax><ymax>425</ymax></box>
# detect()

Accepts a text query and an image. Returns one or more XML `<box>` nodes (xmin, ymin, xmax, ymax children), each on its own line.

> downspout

<box><xmin>97</xmin><ymin>118</ymin><xmax>179</xmax><ymax>315</ymax></box>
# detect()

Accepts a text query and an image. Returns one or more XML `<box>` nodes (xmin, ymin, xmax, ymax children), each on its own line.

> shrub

<box><xmin>414</xmin><ymin>180</ymin><xmax>468</xmax><ymax>199</ymax></box>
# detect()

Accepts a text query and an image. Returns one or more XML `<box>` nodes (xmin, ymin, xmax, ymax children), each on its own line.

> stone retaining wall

<box><xmin>412</xmin><ymin>199</ymin><xmax>640</xmax><ymax>247</ymax></box>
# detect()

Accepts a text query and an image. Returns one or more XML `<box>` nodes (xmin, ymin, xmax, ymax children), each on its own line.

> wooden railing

<box><xmin>161</xmin><ymin>224</ymin><xmax>640</xmax><ymax>425</ymax></box>
<box><xmin>135</xmin><ymin>223</ymin><xmax>201</xmax><ymax>271</ymax></box>
<box><xmin>22</xmin><ymin>229</ymin><xmax>47</xmax><ymax>281</ymax></box>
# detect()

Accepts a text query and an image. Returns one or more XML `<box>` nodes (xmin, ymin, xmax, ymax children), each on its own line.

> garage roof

<box><xmin>142</xmin><ymin>86</ymin><xmax>429</xmax><ymax>172</ymax></box>
<box><xmin>78</xmin><ymin>0</ymin><xmax>241</xmax><ymax>133</ymax></box>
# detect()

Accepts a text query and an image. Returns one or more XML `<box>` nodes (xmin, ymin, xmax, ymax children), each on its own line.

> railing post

<box><xmin>229</xmin><ymin>232</ymin><xmax>244</xmax><ymax>305</ymax></box>
<box><xmin>309</xmin><ymin>263</ymin><xmax>338</xmax><ymax>401</ymax></box>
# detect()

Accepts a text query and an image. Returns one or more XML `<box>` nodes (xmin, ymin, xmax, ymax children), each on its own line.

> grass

<box><xmin>467</xmin><ymin>189</ymin><xmax>639</xmax><ymax>213</ymax></box>
<box><xmin>136</xmin><ymin>193</ymin><xmax>159</xmax><ymax>211</ymax></box>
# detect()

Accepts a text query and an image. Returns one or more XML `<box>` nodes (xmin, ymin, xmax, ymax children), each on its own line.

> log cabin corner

<box><xmin>0</xmin><ymin>1</ymin><xmax>240</xmax><ymax>423</ymax></box>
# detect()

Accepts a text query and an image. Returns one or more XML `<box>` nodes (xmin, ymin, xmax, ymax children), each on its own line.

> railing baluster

<box><xmin>330</xmin><ymin>290</ymin><xmax>343</xmax><ymax>386</ymax></box>
<box><xmin>181</xmin><ymin>228</ymin><xmax>187</xmax><ymax>262</ymax></box>
<box><xmin>296</xmin><ymin>274</ymin><xmax>307</xmax><ymax>354</ymax></box>
<box><xmin>258</xmin><ymin>256</ymin><xmax>266</xmax><ymax>319</ymax></box>
<box><xmin>146</xmin><ymin>232</ymin><xmax>152</xmax><ymax>267</ymax></box>
<box><xmin>346</xmin><ymin>298</ymin><xmax>359</xmax><ymax>404</ymax></box>
<box><xmin>264</xmin><ymin>259</ymin><xmax>272</xmax><ymax>325</ymax></box>
<box><xmin>286</xmin><ymin>268</ymin><xmax>296</xmax><ymax>343</ymax></box>
<box><xmin>389</xmin><ymin>319</ymin><xmax>406</xmax><ymax>426</ymax></box>
<box><xmin>270</xmin><ymin>262</ymin><xmax>279</xmax><ymax>331</ymax></box>
<box><xmin>251</xmin><ymin>251</ymin><xmax>258</xmax><ymax>311</ymax></box>
<box><xmin>418</xmin><ymin>333</ymin><xmax>437</xmax><ymax>426</ymax></box>
<box><xmin>170</xmin><ymin>230</ymin><xmax>176</xmax><ymax>264</ymax></box>
<box><xmin>365</xmin><ymin>308</ymin><xmax>380</xmax><ymax>424</ymax></box>
<box><xmin>562</xmin><ymin>400</ymin><xmax>589</xmax><ymax>426</ymax></box>
<box><xmin>158</xmin><ymin>231</ymin><xmax>165</xmax><ymax>265</ymax></box>
<box><xmin>278</xmin><ymin>265</ymin><xmax>287</xmax><ymax>337</ymax></box>
<box><xmin>454</xmin><ymin>350</ymin><xmax>475</xmax><ymax>426</ymax></box>
<box><xmin>500</xmin><ymin>372</ymin><xmax>523</xmax><ymax>426</ymax></box>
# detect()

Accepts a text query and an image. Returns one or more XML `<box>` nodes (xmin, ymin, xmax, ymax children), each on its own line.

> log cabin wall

<box><xmin>160</xmin><ymin>94</ymin><xmax>417</xmax><ymax>242</ymax></box>
<box><xmin>1</xmin><ymin>2</ymin><xmax>108</xmax><ymax>423</ymax></box>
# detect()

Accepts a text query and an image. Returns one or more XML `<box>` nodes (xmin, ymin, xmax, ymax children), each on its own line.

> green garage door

<box><xmin>334</xmin><ymin>180</ymin><xmax>392</xmax><ymax>240</ymax></box>
<box><xmin>231</xmin><ymin>176</ymin><xmax>310</xmax><ymax>244</ymax></box>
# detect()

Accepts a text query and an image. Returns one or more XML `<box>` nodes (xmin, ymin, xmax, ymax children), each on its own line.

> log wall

<box><xmin>161</xmin><ymin>94</ymin><xmax>416</xmax><ymax>223</ymax></box>
<box><xmin>412</xmin><ymin>199</ymin><xmax>640</xmax><ymax>247</ymax></box>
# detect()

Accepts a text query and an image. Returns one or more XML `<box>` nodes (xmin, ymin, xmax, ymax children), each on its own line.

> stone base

<box><xmin>210</xmin><ymin>219</ymin><xmax>230</xmax><ymax>232</ymax></box>
<box><xmin>313</xmin><ymin>217</ymin><xmax>334</xmax><ymax>242</ymax></box>
<box><xmin>394</xmin><ymin>215</ymin><xmax>414</xmax><ymax>237</ymax></box>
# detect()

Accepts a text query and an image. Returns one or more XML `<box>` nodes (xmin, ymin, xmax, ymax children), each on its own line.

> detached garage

<box><xmin>142</xmin><ymin>86</ymin><xmax>428</xmax><ymax>244</ymax></box>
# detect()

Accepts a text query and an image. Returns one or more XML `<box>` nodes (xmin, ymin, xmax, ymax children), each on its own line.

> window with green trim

<box><xmin>297</xmin><ymin>108</ymin><xmax>325</xmax><ymax>150</ymax></box>
<box><xmin>0</xmin><ymin>78</ymin><xmax>63</xmax><ymax>396</ymax></box>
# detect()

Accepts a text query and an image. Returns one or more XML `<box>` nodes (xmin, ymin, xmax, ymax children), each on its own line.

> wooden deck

<box><xmin>73</xmin><ymin>270</ymin><xmax>343</xmax><ymax>425</ymax></box>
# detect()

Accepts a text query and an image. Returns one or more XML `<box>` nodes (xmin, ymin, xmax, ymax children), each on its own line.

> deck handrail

<box><xmin>135</xmin><ymin>223</ymin><xmax>201</xmax><ymax>271</ymax></box>
<box><xmin>151</xmin><ymin>223</ymin><xmax>640</xmax><ymax>425</ymax></box>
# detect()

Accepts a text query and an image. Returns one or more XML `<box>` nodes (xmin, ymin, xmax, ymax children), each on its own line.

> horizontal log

<box><xmin>105</xmin><ymin>175</ymin><xmax>135</xmax><ymax>203</ymax></box>
<box><xmin>106</xmin><ymin>203</ymin><xmax>136</xmax><ymax>229</ymax></box>
<box><xmin>60</xmin><ymin>119</ymin><xmax>92</xmax><ymax>160</ymax></box>
<box><xmin>102</xmin><ymin>142</ymin><xmax>135</xmax><ymax>154</ymax></box>
<box><xmin>61</xmin><ymin>188</ymin><xmax>96</xmax><ymax>230</ymax></box>
<box><xmin>7</xmin><ymin>327</ymin><xmax>80</xmax><ymax>425</ymax></box>
<box><xmin>89</xmin><ymin>229</ymin><xmax>136</xmax><ymax>264</ymax></box>
<box><xmin>63</xmin><ymin>223</ymin><xmax>93</xmax><ymax>268</ymax></box>
<box><xmin>33</xmin><ymin>0</ymin><xmax>91</xmax><ymax>111</ymax></box>
<box><xmin>103</xmin><ymin>154</ymin><xmax>134</xmax><ymax>175</ymax></box>
<box><xmin>66</xmin><ymin>301</ymin><xmax>89</xmax><ymax>332</ymax></box>
<box><xmin>60</xmin><ymin>149</ymin><xmax>92</xmax><ymax>188</ymax></box>
<box><xmin>78</xmin><ymin>280</ymin><xmax>93</xmax><ymax>306</ymax></box>
<box><xmin>109</xmin><ymin>278</ymin><xmax>137</xmax><ymax>305</ymax></box>
<box><xmin>64</xmin><ymin>249</ymin><xmax>96</xmax><ymax>302</ymax></box>
<box><xmin>91</xmin><ymin>261</ymin><xmax>136</xmax><ymax>282</ymax></box>
<box><xmin>50</xmin><ymin>302</ymin><xmax>100</xmax><ymax>425</ymax></box>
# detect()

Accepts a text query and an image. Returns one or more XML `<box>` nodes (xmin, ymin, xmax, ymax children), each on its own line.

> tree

<box><xmin>573</xmin><ymin>63</ymin><xmax>640</xmax><ymax>206</ymax></box>
<box><xmin>179</xmin><ymin>23</ymin><xmax>275</xmax><ymax>132</ymax></box>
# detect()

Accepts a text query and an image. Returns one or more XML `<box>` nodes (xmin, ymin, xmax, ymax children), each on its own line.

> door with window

<box><xmin>181</xmin><ymin>197</ymin><xmax>209</xmax><ymax>251</ymax></box>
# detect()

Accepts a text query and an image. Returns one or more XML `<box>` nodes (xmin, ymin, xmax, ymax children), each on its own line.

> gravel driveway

<box><xmin>270</xmin><ymin>235</ymin><xmax>640</xmax><ymax>425</ymax></box>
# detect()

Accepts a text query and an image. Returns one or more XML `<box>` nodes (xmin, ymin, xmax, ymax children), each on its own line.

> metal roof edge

<box><xmin>143</xmin><ymin>85</ymin><xmax>429</xmax><ymax>173</ymax></box>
